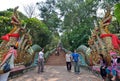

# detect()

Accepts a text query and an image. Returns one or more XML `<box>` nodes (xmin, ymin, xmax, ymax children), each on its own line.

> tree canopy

<box><xmin>36</xmin><ymin>0</ymin><xmax>120</xmax><ymax>50</ymax></box>
<box><xmin>0</xmin><ymin>0</ymin><xmax>120</xmax><ymax>50</ymax></box>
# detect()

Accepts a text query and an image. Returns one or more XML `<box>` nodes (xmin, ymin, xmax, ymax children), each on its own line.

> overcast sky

<box><xmin>0</xmin><ymin>0</ymin><xmax>46</xmax><ymax>16</ymax></box>
<box><xmin>0</xmin><ymin>0</ymin><xmax>104</xmax><ymax>18</ymax></box>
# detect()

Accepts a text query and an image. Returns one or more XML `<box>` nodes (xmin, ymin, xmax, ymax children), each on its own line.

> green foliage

<box><xmin>45</xmin><ymin>31</ymin><xmax>60</xmax><ymax>51</ymax></box>
<box><xmin>61</xmin><ymin>26</ymin><xmax>90</xmax><ymax>51</ymax></box>
<box><xmin>0</xmin><ymin>9</ymin><xmax>27</xmax><ymax>19</ymax></box>
<box><xmin>25</xmin><ymin>18</ymin><xmax>52</xmax><ymax>47</ymax></box>
<box><xmin>37</xmin><ymin>0</ymin><xmax>62</xmax><ymax>32</ymax></box>
<box><xmin>37</xmin><ymin>0</ymin><xmax>99</xmax><ymax>50</ymax></box>
<box><xmin>0</xmin><ymin>11</ymin><xmax>12</xmax><ymax>17</ymax></box>
<box><xmin>59</xmin><ymin>0</ymin><xmax>98</xmax><ymax>50</ymax></box>
<box><xmin>114</xmin><ymin>3</ymin><xmax>120</xmax><ymax>22</ymax></box>
<box><xmin>0</xmin><ymin>9</ymin><xmax>13</xmax><ymax>37</ymax></box>
<box><xmin>0</xmin><ymin>16</ymin><xmax>12</xmax><ymax>39</ymax></box>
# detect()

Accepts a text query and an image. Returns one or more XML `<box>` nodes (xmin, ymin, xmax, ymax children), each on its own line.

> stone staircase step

<box><xmin>46</xmin><ymin>50</ymin><xmax>66</xmax><ymax>66</ymax></box>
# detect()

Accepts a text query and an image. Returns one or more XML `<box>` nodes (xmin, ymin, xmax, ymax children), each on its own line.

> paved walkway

<box><xmin>9</xmin><ymin>65</ymin><xmax>102</xmax><ymax>81</ymax></box>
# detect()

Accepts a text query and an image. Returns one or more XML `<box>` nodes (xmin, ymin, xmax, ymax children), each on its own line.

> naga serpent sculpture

<box><xmin>87</xmin><ymin>7</ymin><xmax>119</xmax><ymax>66</ymax></box>
<box><xmin>0</xmin><ymin>6</ymin><xmax>35</xmax><ymax>67</ymax></box>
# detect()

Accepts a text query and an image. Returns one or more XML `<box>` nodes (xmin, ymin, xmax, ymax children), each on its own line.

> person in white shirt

<box><xmin>38</xmin><ymin>48</ymin><xmax>44</xmax><ymax>73</ymax></box>
<box><xmin>65</xmin><ymin>51</ymin><xmax>72</xmax><ymax>71</ymax></box>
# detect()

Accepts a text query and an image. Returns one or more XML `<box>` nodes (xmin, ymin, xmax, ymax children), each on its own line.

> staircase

<box><xmin>46</xmin><ymin>50</ymin><xmax>66</xmax><ymax>66</ymax></box>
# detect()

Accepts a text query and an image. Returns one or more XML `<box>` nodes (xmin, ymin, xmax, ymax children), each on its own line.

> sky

<box><xmin>0</xmin><ymin>0</ymin><xmax>104</xmax><ymax>18</ymax></box>
<box><xmin>0</xmin><ymin>0</ymin><xmax>46</xmax><ymax>16</ymax></box>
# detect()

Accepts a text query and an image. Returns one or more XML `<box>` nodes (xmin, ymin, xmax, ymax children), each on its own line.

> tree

<box><xmin>25</xmin><ymin>18</ymin><xmax>52</xmax><ymax>47</ymax></box>
<box><xmin>113</xmin><ymin>3</ymin><xmax>120</xmax><ymax>33</ymax></box>
<box><xmin>58</xmin><ymin>0</ymin><xmax>99</xmax><ymax>50</ymax></box>
<box><xmin>36</xmin><ymin>0</ymin><xmax>120</xmax><ymax>50</ymax></box>
<box><xmin>24</xmin><ymin>4</ymin><xmax>38</xmax><ymax>18</ymax></box>
<box><xmin>36</xmin><ymin>0</ymin><xmax>62</xmax><ymax>32</ymax></box>
<box><xmin>0</xmin><ymin>16</ymin><xmax>11</xmax><ymax>38</ymax></box>
<box><xmin>36</xmin><ymin>0</ymin><xmax>100</xmax><ymax>50</ymax></box>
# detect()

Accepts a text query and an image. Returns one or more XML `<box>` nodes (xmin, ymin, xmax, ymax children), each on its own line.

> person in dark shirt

<box><xmin>99</xmin><ymin>54</ymin><xmax>107</xmax><ymax>81</ymax></box>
